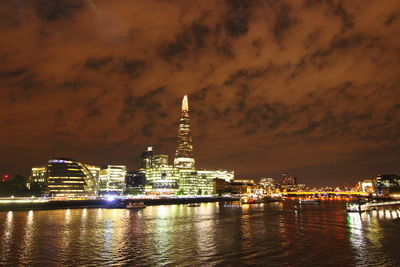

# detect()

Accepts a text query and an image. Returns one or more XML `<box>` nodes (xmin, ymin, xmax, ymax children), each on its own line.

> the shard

<box><xmin>174</xmin><ymin>95</ymin><xmax>195</xmax><ymax>168</ymax></box>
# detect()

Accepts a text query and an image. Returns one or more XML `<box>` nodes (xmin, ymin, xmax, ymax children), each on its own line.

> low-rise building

<box><xmin>374</xmin><ymin>174</ymin><xmax>400</xmax><ymax>197</ymax></box>
<box><xmin>98</xmin><ymin>165</ymin><xmax>127</xmax><ymax>195</ymax></box>
<box><xmin>125</xmin><ymin>170</ymin><xmax>146</xmax><ymax>195</ymax></box>
<box><xmin>213</xmin><ymin>178</ymin><xmax>231</xmax><ymax>195</ymax></box>
<box><xmin>358</xmin><ymin>179</ymin><xmax>374</xmax><ymax>194</ymax></box>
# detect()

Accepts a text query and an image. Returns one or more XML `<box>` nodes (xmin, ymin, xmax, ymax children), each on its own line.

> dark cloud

<box><xmin>224</xmin><ymin>0</ymin><xmax>254</xmax><ymax>38</ymax></box>
<box><xmin>0</xmin><ymin>68</ymin><xmax>27</xmax><ymax>80</ymax></box>
<box><xmin>273</xmin><ymin>4</ymin><xmax>297</xmax><ymax>43</ymax></box>
<box><xmin>224</xmin><ymin>16</ymin><xmax>249</xmax><ymax>38</ymax></box>
<box><xmin>330</xmin><ymin>34</ymin><xmax>367</xmax><ymax>50</ymax></box>
<box><xmin>61</xmin><ymin>80</ymin><xmax>90</xmax><ymax>91</ymax></box>
<box><xmin>159</xmin><ymin>19</ymin><xmax>211</xmax><ymax>62</ymax></box>
<box><xmin>385</xmin><ymin>12</ymin><xmax>399</xmax><ymax>26</ymax></box>
<box><xmin>217</xmin><ymin>42</ymin><xmax>234</xmax><ymax>58</ymax></box>
<box><xmin>240</xmin><ymin>102</ymin><xmax>290</xmax><ymax>133</ymax></box>
<box><xmin>120</xmin><ymin>59</ymin><xmax>146</xmax><ymax>79</ymax></box>
<box><xmin>330</xmin><ymin>2</ymin><xmax>354</xmax><ymax>32</ymax></box>
<box><xmin>85</xmin><ymin>57</ymin><xmax>113</xmax><ymax>70</ymax></box>
<box><xmin>86</xmin><ymin>98</ymin><xmax>102</xmax><ymax>118</ymax></box>
<box><xmin>142</xmin><ymin>122</ymin><xmax>155</xmax><ymax>136</ymax></box>
<box><xmin>0</xmin><ymin>0</ymin><xmax>399</xmax><ymax>186</ymax></box>
<box><xmin>119</xmin><ymin>86</ymin><xmax>166</xmax><ymax>125</ymax></box>
<box><xmin>34</xmin><ymin>0</ymin><xmax>84</xmax><ymax>21</ymax></box>
<box><xmin>190</xmin><ymin>86</ymin><xmax>210</xmax><ymax>101</ymax></box>
<box><xmin>159</xmin><ymin>35</ymin><xmax>189</xmax><ymax>61</ymax></box>
<box><xmin>191</xmin><ymin>21</ymin><xmax>211</xmax><ymax>49</ymax></box>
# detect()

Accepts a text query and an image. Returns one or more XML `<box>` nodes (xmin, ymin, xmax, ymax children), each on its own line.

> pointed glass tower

<box><xmin>174</xmin><ymin>95</ymin><xmax>195</xmax><ymax>168</ymax></box>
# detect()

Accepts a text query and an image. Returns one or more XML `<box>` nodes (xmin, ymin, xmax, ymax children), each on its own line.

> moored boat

<box><xmin>299</xmin><ymin>198</ymin><xmax>320</xmax><ymax>203</ymax></box>
<box><xmin>126</xmin><ymin>202</ymin><xmax>146</xmax><ymax>209</ymax></box>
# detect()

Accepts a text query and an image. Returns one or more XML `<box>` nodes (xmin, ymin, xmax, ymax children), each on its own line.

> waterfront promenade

<box><xmin>0</xmin><ymin>196</ymin><xmax>240</xmax><ymax>211</ymax></box>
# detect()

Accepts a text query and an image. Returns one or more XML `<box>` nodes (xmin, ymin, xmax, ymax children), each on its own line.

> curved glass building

<box><xmin>46</xmin><ymin>158</ymin><xmax>96</xmax><ymax>196</ymax></box>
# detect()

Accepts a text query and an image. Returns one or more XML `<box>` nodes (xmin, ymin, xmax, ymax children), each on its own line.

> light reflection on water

<box><xmin>0</xmin><ymin>201</ymin><xmax>399</xmax><ymax>266</ymax></box>
<box><xmin>347</xmin><ymin>207</ymin><xmax>400</xmax><ymax>267</ymax></box>
<box><xmin>1</xmin><ymin>211</ymin><xmax>13</xmax><ymax>261</ymax></box>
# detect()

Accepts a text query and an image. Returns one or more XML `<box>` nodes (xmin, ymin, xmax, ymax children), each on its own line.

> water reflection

<box><xmin>0</xmin><ymin>203</ymin><xmax>399</xmax><ymax>266</ymax></box>
<box><xmin>347</xmin><ymin>208</ymin><xmax>399</xmax><ymax>267</ymax></box>
<box><xmin>152</xmin><ymin>205</ymin><xmax>179</xmax><ymax>265</ymax></box>
<box><xmin>20</xmin><ymin>210</ymin><xmax>34</xmax><ymax>264</ymax></box>
<box><xmin>1</xmin><ymin>211</ymin><xmax>13</xmax><ymax>261</ymax></box>
<box><xmin>194</xmin><ymin>203</ymin><xmax>216</xmax><ymax>262</ymax></box>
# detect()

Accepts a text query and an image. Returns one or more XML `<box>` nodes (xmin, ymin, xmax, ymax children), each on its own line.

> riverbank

<box><xmin>0</xmin><ymin>197</ymin><xmax>240</xmax><ymax>211</ymax></box>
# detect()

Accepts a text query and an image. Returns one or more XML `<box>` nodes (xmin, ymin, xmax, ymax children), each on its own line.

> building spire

<box><xmin>174</xmin><ymin>95</ymin><xmax>195</xmax><ymax>168</ymax></box>
<box><xmin>182</xmin><ymin>94</ymin><xmax>189</xmax><ymax>112</ymax></box>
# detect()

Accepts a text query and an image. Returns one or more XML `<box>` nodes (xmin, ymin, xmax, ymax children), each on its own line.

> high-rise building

<box><xmin>98</xmin><ymin>165</ymin><xmax>127</xmax><ymax>195</ymax></box>
<box><xmin>141</xmin><ymin>95</ymin><xmax>233</xmax><ymax>195</ymax></box>
<box><xmin>46</xmin><ymin>158</ymin><xmax>97</xmax><ymax>196</ymax></box>
<box><xmin>142</xmin><ymin>149</ymin><xmax>179</xmax><ymax>194</ymax></box>
<box><xmin>174</xmin><ymin>95</ymin><xmax>195</xmax><ymax>169</ymax></box>
<box><xmin>141</xmin><ymin>146</ymin><xmax>154</xmax><ymax>168</ymax></box>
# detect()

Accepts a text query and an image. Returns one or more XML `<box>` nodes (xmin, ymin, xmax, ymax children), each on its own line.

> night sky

<box><xmin>1</xmin><ymin>0</ymin><xmax>399</xmax><ymax>186</ymax></box>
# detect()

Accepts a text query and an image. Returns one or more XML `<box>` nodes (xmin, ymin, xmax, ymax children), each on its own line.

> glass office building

<box><xmin>98</xmin><ymin>165</ymin><xmax>127</xmax><ymax>195</ymax></box>
<box><xmin>142</xmin><ymin>95</ymin><xmax>233</xmax><ymax>195</ymax></box>
<box><xmin>45</xmin><ymin>158</ymin><xmax>96</xmax><ymax>196</ymax></box>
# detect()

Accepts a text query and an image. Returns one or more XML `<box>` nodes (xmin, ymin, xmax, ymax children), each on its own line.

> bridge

<box><xmin>282</xmin><ymin>191</ymin><xmax>369</xmax><ymax>196</ymax></box>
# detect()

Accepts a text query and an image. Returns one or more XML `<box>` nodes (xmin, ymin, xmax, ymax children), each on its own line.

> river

<box><xmin>0</xmin><ymin>200</ymin><xmax>399</xmax><ymax>266</ymax></box>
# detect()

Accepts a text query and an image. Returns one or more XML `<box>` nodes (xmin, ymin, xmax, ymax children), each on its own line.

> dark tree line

<box><xmin>0</xmin><ymin>175</ymin><xmax>44</xmax><ymax>197</ymax></box>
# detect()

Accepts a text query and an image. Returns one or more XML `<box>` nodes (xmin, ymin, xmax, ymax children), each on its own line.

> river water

<box><xmin>0</xmin><ymin>200</ymin><xmax>399</xmax><ymax>266</ymax></box>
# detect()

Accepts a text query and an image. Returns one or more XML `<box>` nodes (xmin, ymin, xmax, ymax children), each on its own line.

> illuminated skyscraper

<box><xmin>141</xmin><ymin>95</ymin><xmax>233</xmax><ymax>195</ymax></box>
<box><xmin>141</xmin><ymin>146</ymin><xmax>154</xmax><ymax>168</ymax></box>
<box><xmin>174</xmin><ymin>95</ymin><xmax>195</xmax><ymax>168</ymax></box>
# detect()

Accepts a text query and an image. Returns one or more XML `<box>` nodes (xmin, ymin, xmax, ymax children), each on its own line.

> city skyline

<box><xmin>1</xmin><ymin>1</ymin><xmax>400</xmax><ymax>186</ymax></box>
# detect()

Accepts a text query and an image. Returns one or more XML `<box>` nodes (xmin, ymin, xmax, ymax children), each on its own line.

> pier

<box><xmin>346</xmin><ymin>200</ymin><xmax>400</xmax><ymax>212</ymax></box>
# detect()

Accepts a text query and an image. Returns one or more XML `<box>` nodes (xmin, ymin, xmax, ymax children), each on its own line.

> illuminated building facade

<box><xmin>142</xmin><ymin>95</ymin><xmax>233</xmax><ymax>195</ymax></box>
<box><xmin>358</xmin><ymin>179</ymin><xmax>374</xmax><ymax>194</ymax></box>
<box><xmin>85</xmin><ymin>164</ymin><xmax>100</xmax><ymax>191</ymax></box>
<box><xmin>198</xmin><ymin>169</ymin><xmax>234</xmax><ymax>183</ymax></box>
<box><xmin>174</xmin><ymin>95</ymin><xmax>195</xmax><ymax>169</ymax></box>
<box><xmin>98</xmin><ymin>165</ymin><xmax>127</xmax><ymax>195</ymax></box>
<box><xmin>374</xmin><ymin>174</ymin><xmax>400</xmax><ymax>197</ymax></box>
<box><xmin>281</xmin><ymin>172</ymin><xmax>300</xmax><ymax>192</ymax></box>
<box><xmin>177</xmin><ymin>169</ymin><xmax>213</xmax><ymax>195</ymax></box>
<box><xmin>45</xmin><ymin>158</ymin><xmax>96</xmax><ymax>196</ymax></box>
<box><xmin>141</xmin><ymin>146</ymin><xmax>154</xmax><ymax>168</ymax></box>
<box><xmin>142</xmin><ymin>148</ymin><xmax>179</xmax><ymax>194</ymax></box>
<box><xmin>230</xmin><ymin>179</ymin><xmax>256</xmax><ymax>194</ymax></box>
<box><xmin>260</xmin><ymin>177</ymin><xmax>276</xmax><ymax>187</ymax></box>
<box><xmin>145</xmin><ymin>164</ymin><xmax>179</xmax><ymax>194</ymax></box>
<box><xmin>30</xmin><ymin>166</ymin><xmax>47</xmax><ymax>184</ymax></box>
